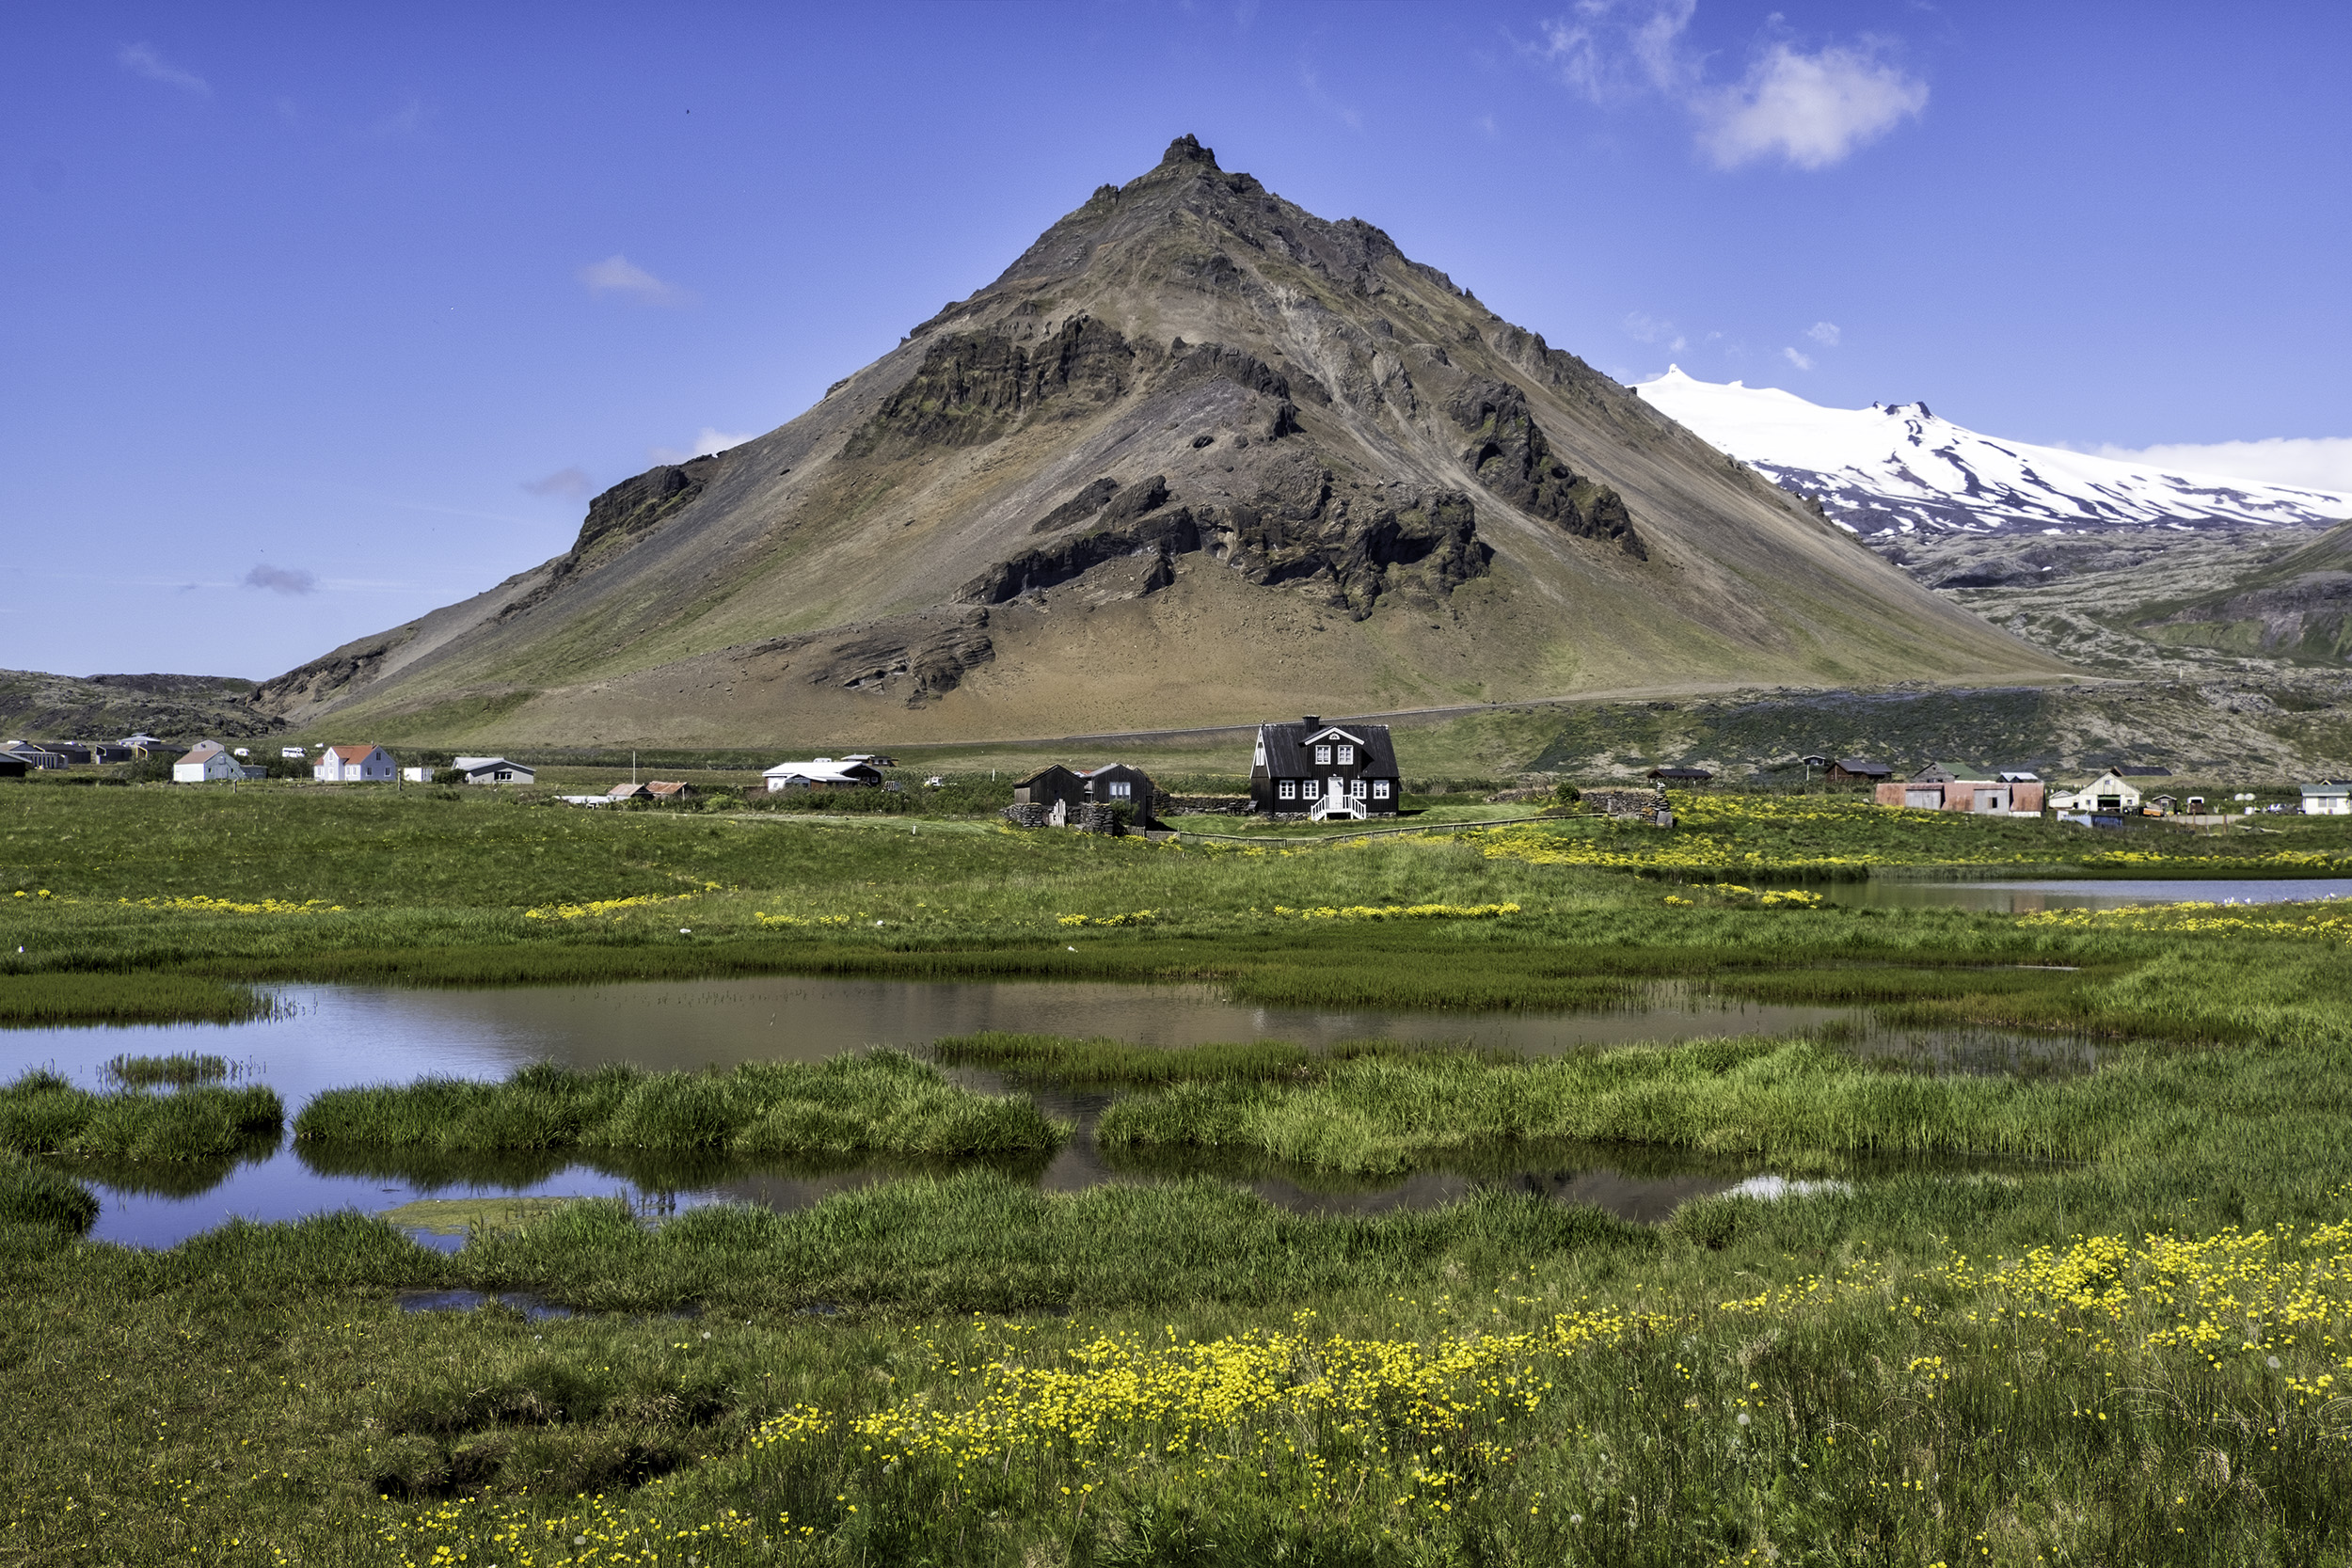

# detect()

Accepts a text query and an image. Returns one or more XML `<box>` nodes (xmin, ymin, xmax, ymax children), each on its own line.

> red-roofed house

<box><xmin>314</xmin><ymin>744</ymin><xmax>397</xmax><ymax>783</ymax></box>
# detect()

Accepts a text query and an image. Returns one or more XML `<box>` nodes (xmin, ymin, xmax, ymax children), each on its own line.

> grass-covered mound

<box><xmin>0</xmin><ymin>971</ymin><xmax>277</xmax><ymax>1025</ymax></box>
<box><xmin>930</xmin><ymin>1031</ymin><xmax>1516</xmax><ymax>1086</ymax></box>
<box><xmin>0</xmin><ymin>1151</ymin><xmax>98</xmax><ymax>1234</ymax></box>
<box><xmin>1095</xmin><ymin>1031</ymin><xmax>2351</xmax><ymax>1174</ymax></box>
<box><xmin>294</xmin><ymin>1052</ymin><xmax>1066</xmax><ymax>1159</ymax></box>
<box><xmin>0</xmin><ymin>1068</ymin><xmax>284</xmax><ymax>1160</ymax></box>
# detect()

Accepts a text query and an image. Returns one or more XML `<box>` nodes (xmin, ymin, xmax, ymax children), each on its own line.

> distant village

<box><xmin>2</xmin><ymin>721</ymin><xmax>2345</xmax><ymax>826</ymax></box>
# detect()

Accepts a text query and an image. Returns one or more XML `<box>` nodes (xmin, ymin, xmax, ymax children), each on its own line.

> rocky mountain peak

<box><xmin>246</xmin><ymin>139</ymin><xmax>2060</xmax><ymax>741</ymax></box>
<box><xmin>1160</xmin><ymin>133</ymin><xmax>1218</xmax><ymax>168</ymax></box>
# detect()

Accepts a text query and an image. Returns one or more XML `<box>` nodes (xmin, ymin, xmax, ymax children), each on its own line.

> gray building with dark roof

<box><xmin>1248</xmin><ymin>716</ymin><xmax>1401</xmax><ymax>820</ymax></box>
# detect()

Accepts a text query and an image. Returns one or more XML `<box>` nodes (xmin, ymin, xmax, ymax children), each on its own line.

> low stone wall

<box><xmin>1168</xmin><ymin>794</ymin><xmax>1252</xmax><ymax>815</ymax></box>
<box><xmin>1004</xmin><ymin>800</ymin><xmax>1150</xmax><ymax>832</ymax></box>
<box><xmin>1581</xmin><ymin>787</ymin><xmax>1659</xmax><ymax>818</ymax></box>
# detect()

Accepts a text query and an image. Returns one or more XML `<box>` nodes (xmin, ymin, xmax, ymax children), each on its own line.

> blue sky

<box><xmin>6</xmin><ymin>1</ymin><xmax>2348</xmax><ymax>679</ymax></box>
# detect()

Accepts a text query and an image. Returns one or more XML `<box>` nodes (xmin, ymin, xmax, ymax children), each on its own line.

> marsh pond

<box><xmin>3</xmin><ymin>972</ymin><xmax>2082</xmax><ymax>1247</ymax></box>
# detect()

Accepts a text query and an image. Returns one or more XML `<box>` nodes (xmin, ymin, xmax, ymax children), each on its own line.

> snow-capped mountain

<box><xmin>1634</xmin><ymin>367</ymin><xmax>2352</xmax><ymax>538</ymax></box>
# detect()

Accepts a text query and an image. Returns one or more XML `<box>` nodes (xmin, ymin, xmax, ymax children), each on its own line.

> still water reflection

<box><xmin>3</xmin><ymin>974</ymin><xmax>2051</xmax><ymax>1248</ymax></box>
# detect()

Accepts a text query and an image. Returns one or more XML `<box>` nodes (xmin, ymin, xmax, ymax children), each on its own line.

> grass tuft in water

<box><xmin>103</xmin><ymin>1052</ymin><xmax>236</xmax><ymax>1087</ymax></box>
<box><xmin>294</xmin><ymin>1051</ymin><xmax>1066</xmax><ymax>1158</ymax></box>
<box><xmin>0</xmin><ymin>1068</ymin><xmax>285</xmax><ymax>1160</ymax></box>
<box><xmin>0</xmin><ymin>972</ymin><xmax>279</xmax><ymax>1027</ymax></box>
<box><xmin>932</xmin><ymin>1031</ymin><xmax>1520</xmax><ymax>1086</ymax></box>
<box><xmin>1094</xmin><ymin>1031</ymin><xmax>2307</xmax><ymax>1174</ymax></box>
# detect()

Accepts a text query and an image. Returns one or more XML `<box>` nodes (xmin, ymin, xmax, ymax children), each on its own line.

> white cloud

<box><xmin>578</xmin><ymin>255</ymin><xmax>691</xmax><ymax>307</ymax></box>
<box><xmin>242</xmin><ymin>563</ymin><xmax>317</xmax><ymax>595</ymax></box>
<box><xmin>522</xmin><ymin>467</ymin><xmax>594</xmax><ymax>500</ymax></box>
<box><xmin>1623</xmin><ymin>310</ymin><xmax>1685</xmax><ymax>349</ymax></box>
<box><xmin>1782</xmin><ymin>346</ymin><xmax>1814</xmax><ymax>372</ymax></box>
<box><xmin>1536</xmin><ymin>0</ymin><xmax>1696</xmax><ymax>103</ymax></box>
<box><xmin>1695</xmin><ymin>43</ymin><xmax>1929</xmax><ymax>170</ymax></box>
<box><xmin>648</xmin><ymin>428</ymin><xmax>756</xmax><ymax>465</ymax></box>
<box><xmin>2090</xmin><ymin>436</ymin><xmax>2352</xmax><ymax>499</ymax></box>
<box><xmin>1806</xmin><ymin>321</ymin><xmax>1841</xmax><ymax>347</ymax></box>
<box><xmin>1532</xmin><ymin>4</ymin><xmax>1925</xmax><ymax>170</ymax></box>
<box><xmin>119</xmin><ymin>42</ymin><xmax>209</xmax><ymax>96</ymax></box>
<box><xmin>1300</xmin><ymin>69</ymin><xmax>1363</xmax><ymax>132</ymax></box>
<box><xmin>367</xmin><ymin>98</ymin><xmax>432</xmax><ymax>140</ymax></box>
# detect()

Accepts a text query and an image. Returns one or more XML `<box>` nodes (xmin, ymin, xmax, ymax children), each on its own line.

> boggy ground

<box><xmin>5</xmin><ymin>784</ymin><xmax>2352</xmax><ymax>1562</ymax></box>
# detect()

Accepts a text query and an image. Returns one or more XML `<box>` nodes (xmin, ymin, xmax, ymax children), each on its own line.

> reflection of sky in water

<box><xmin>1821</xmin><ymin>877</ymin><xmax>2352</xmax><ymax>913</ymax></box>
<box><xmin>0</xmin><ymin>974</ymin><xmax>2017</xmax><ymax>1248</ymax></box>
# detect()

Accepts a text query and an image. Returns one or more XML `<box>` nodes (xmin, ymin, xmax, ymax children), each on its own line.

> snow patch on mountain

<box><xmin>1634</xmin><ymin>367</ymin><xmax>2352</xmax><ymax>537</ymax></box>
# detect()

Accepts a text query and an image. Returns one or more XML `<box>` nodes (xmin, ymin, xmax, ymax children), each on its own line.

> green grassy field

<box><xmin>6</xmin><ymin>781</ymin><xmax>2352</xmax><ymax>1562</ymax></box>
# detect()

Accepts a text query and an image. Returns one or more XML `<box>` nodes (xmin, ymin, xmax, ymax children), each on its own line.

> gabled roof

<box><xmin>606</xmin><ymin>783</ymin><xmax>652</xmax><ymax>799</ymax></box>
<box><xmin>1914</xmin><ymin>762</ymin><xmax>1997</xmax><ymax>784</ymax></box>
<box><xmin>1831</xmin><ymin>756</ymin><xmax>1892</xmax><ymax>775</ymax></box>
<box><xmin>179</xmin><ymin>741</ymin><xmax>227</xmax><ymax>763</ymax></box>
<box><xmin>645</xmin><ymin>781</ymin><xmax>696</xmax><ymax>798</ymax></box>
<box><xmin>763</xmin><ymin>756</ymin><xmax>882</xmax><ymax>781</ymax></box>
<box><xmin>1255</xmin><ymin>718</ymin><xmax>1398</xmax><ymax>777</ymax></box>
<box><xmin>1013</xmin><ymin>765</ymin><xmax>1079</xmax><ymax>788</ymax></box>
<box><xmin>326</xmin><ymin>744</ymin><xmax>382</xmax><ymax>762</ymax></box>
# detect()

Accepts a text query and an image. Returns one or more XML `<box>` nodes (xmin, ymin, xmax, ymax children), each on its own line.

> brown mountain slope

<box><xmin>255</xmin><ymin>135</ymin><xmax>2068</xmax><ymax>745</ymax></box>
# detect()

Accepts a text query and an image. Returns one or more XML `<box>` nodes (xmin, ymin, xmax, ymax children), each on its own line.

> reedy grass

<box><xmin>0</xmin><ymin>970</ymin><xmax>277</xmax><ymax>1025</ymax></box>
<box><xmin>0</xmin><ymin>1068</ymin><xmax>284</xmax><ymax>1160</ymax></box>
<box><xmin>294</xmin><ymin>1051</ymin><xmax>1066</xmax><ymax>1159</ymax></box>
<box><xmin>0</xmin><ymin>1150</ymin><xmax>97</xmax><ymax>1234</ymax></box>
<box><xmin>103</xmin><ymin>1050</ymin><xmax>235</xmax><ymax>1086</ymax></box>
<box><xmin>931</xmin><ymin>1031</ymin><xmax>1524</xmax><ymax>1086</ymax></box>
<box><xmin>1096</xmin><ymin>1029</ymin><xmax>2352</xmax><ymax>1174</ymax></box>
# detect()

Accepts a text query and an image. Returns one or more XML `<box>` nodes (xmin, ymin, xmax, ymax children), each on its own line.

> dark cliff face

<box><xmin>1450</xmin><ymin>382</ymin><xmax>1645</xmax><ymax>561</ymax></box>
<box><xmin>844</xmin><ymin>316</ymin><xmax>1136</xmax><ymax>459</ymax></box>
<box><xmin>962</xmin><ymin>454</ymin><xmax>1488</xmax><ymax>621</ymax></box>
<box><xmin>572</xmin><ymin>459</ymin><xmax>720</xmax><ymax>562</ymax></box>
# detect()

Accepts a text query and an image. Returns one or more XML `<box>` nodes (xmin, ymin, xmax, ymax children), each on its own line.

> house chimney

<box><xmin>1302</xmin><ymin>716</ymin><xmax>1320</xmax><ymax>727</ymax></box>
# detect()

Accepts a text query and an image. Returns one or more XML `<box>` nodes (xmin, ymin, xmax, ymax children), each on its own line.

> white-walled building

<box><xmin>314</xmin><ymin>744</ymin><xmax>397</xmax><ymax>783</ymax></box>
<box><xmin>2048</xmin><ymin>770</ymin><xmax>2143</xmax><ymax>816</ymax></box>
<box><xmin>172</xmin><ymin>741</ymin><xmax>244</xmax><ymax>784</ymax></box>
<box><xmin>453</xmin><ymin>756</ymin><xmax>535</xmax><ymax>785</ymax></box>
<box><xmin>763</xmin><ymin>756</ymin><xmax>884</xmax><ymax>792</ymax></box>
<box><xmin>2302</xmin><ymin>782</ymin><xmax>2351</xmax><ymax>816</ymax></box>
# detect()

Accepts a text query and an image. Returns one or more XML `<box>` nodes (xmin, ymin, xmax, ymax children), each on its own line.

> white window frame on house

<box><xmin>1351</xmin><ymin>779</ymin><xmax>1367</xmax><ymax>799</ymax></box>
<box><xmin>1372</xmin><ymin>779</ymin><xmax>1391</xmax><ymax>800</ymax></box>
<box><xmin>1108</xmin><ymin>782</ymin><xmax>1132</xmax><ymax>798</ymax></box>
<box><xmin>1278</xmin><ymin>780</ymin><xmax>1297</xmax><ymax>800</ymax></box>
<box><xmin>1314</xmin><ymin>745</ymin><xmax>1332</xmax><ymax>765</ymax></box>
<box><xmin>1337</xmin><ymin>745</ymin><xmax>1355</xmax><ymax>764</ymax></box>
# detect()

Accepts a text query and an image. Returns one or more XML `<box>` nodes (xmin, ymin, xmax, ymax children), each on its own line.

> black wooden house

<box><xmin>1009</xmin><ymin>763</ymin><xmax>1160</xmax><ymax>828</ymax></box>
<box><xmin>1248</xmin><ymin>716</ymin><xmax>1402</xmax><ymax>820</ymax></box>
